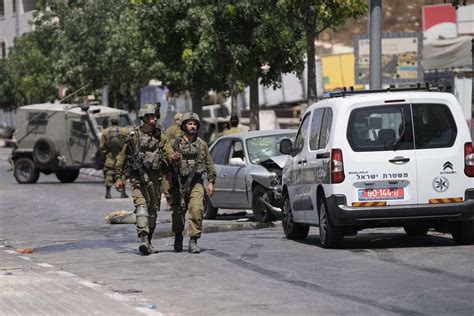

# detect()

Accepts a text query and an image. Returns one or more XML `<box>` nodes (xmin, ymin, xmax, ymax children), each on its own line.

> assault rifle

<box><xmin>125</xmin><ymin>132</ymin><xmax>154</xmax><ymax>209</ymax></box>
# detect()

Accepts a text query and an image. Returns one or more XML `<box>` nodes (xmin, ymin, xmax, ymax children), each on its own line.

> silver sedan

<box><xmin>206</xmin><ymin>129</ymin><xmax>296</xmax><ymax>222</ymax></box>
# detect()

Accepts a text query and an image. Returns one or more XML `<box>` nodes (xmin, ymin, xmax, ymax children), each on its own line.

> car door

<box><xmin>209</xmin><ymin>138</ymin><xmax>231</xmax><ymax>206</ymax></box>
<box><xmin>286</xmin><ymin>114</ymin><xmax>311</xmax><ymax>221</ymax></box>
<box><xmin>344</xmin><ymin>103</ymin><xmax>418</xmax><ymax>207</ymax></box>
<box><xmin>412</xmin><ymin>101</ymin><xmax>469</xmax><ymax>204</ymax></box>
<box><xmin>303</xmin><ymin>108</ymin><xmax>332</xmax><ymax>222</ymax></box>
<box><xmin>219</xmin><ymin>139</ymin><xmax>249</xmax><ymax>207</ymax></box>
<box><xmin>67</xmin><ymin>115</ymin><xmax>93</xmax><ymax>165</ymax></box>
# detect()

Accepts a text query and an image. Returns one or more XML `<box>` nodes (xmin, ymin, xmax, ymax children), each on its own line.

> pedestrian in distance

<box><xmin>223</xmin><ymin>114</ymin><xmax>245</xmax><ymax>136</ymax></box>
<box><xmin>99</xmin><ymin>114</ymin><xmax>129</xmax><ymax>199</ymax></box>
<box><xmin>114</xmin><ymin>103</ymin><xmax>179</xmax><ymax>256</ymax></box>
<box><xmin>170</xmin><ymin>112</ymin><xmax>216</xmax><ymax>253</ymax></box>
<box><xmin>162</xmin><ymin>112</ymin><xmax>183</xmax><ymax>206</ymax></box>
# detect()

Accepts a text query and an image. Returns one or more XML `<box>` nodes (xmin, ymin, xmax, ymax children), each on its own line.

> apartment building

<box><xmin>0</xmin><ymin>0</ymin><xmax>36</xmax><ymax>58</ymax></box>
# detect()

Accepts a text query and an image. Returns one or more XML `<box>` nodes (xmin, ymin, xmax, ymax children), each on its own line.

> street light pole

<box><xmin>369</xmin><ymin>0</ymin><xmax>382</xmax><ymax>90</ymax></box>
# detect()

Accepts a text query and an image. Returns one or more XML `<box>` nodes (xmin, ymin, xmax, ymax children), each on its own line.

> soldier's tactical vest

<box><xmin>133</xmin><ymin>127</ymin><xmax>164</xmax><ymax>170</ymax></box>
<box><xmin>106</xmin><ymin>126</ymin><xmax>125</xmax><ymax>155</ymax></box>
<box><xmin>176</xmin><ymin>137</ymin><xmax>206</xmax><ymax>178</ymax></box>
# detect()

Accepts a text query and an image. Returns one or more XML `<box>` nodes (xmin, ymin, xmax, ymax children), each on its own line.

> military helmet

<box><xmin>110</xmin><ymin>114</ymin><xmax>119</xmax><ymax>123</ymax></box>
<box><xmin>174</xmin><ymin>112</ymin><xmax>183</xmax><ymax>121</ymax></box>
<box><xmin>181</xmin><ymin>112</ymin><xmax>201</xmax><ymax>130</ymax></box>
<box><xmin>138</xmin><ymin>103</ymin><xmax>158</xmax><ymax>119</ymax></box>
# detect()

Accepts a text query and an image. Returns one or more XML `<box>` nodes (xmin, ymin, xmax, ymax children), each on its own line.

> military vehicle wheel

<box><xmin>33</xmin><ymin>138</ymin><xmax>58</xmax><ymax>169</ymax></box>
<box><xmin>14</xmin><ymin>157</ymin><xmax>40</xmax><ymax>184</ymax></box>
<box><xmin>282</xmin><ymin>193</ymin><xmax>309</xmax><ymax>240</ymax></box>
<box><xmin>318</xmin><ymin>199</ymin><xmax>343</xmax><ymax>248</ymax></box>
<box><xmin>403</xmin><ymin>225</ymin><xmax>429</xmax><ymax>236</ymax></box>
<box><xmin>451</xmin><ymin>221</ymin><xmax>474</xmax><ymax>245</ymax></box>
<box><xmin>203</xmin><ymin>192</ymin><xmax>218</xmax><ymax>219</ymax></box>
<box><xmin>55</xmin><ymin>169</ymin><xmax>80</xmax><ymax>183</ymax></box>
<box><xmin>252</xmin><ymin>185</ymin><xmax>275</xmax><ymax>223</ymax></box>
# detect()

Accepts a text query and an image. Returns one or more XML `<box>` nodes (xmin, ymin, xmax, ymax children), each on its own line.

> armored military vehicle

<box><xmin>10</xmin><ymin>102</ymin><xmax>132</xmax><ymax>184</ymax></box>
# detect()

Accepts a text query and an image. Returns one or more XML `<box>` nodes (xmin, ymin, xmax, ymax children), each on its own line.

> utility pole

<box><xmin>369</xmin><ymin>0</ymin><xmax>382</xmax><ymax>89</ymax></box>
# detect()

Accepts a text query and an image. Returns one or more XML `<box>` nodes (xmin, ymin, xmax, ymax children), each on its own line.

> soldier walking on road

<box><xmin>114</xmin><ymin>103</ymin><xmax>179</xmax><ymax>256</ymax></box>
<box><xmin>99</xmin><ymin>114</ymin><xmax>129</xmax><ymax>199</ymax></box>
<box><xmin>171</xmin><ymin>112</ymin><xmax>216</xmax><ymax>253</ymax></box>
<box><xmin>162</xmin><ymin>113</ymin><xmax>183</xmax><ymax>205</ymax></box>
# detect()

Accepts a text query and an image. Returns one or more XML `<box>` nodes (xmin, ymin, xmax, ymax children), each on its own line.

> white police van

<box><xmin>279</xmin><ymin>86</ymin><xmax>474</xmax><ymax>248</ymax></box>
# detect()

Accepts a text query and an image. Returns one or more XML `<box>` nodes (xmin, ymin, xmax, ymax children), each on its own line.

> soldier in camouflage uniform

<box><xmin>99</xmin><ymin>114</ymin><xmax>129</xmax><ymax>199</ymax></box>
<box><xmin>162</xmin><ymin>112</ymin><xmax>183</xmax><ymax>205</ymax></box>
<box><xmin>171</xmin><ymin>112</ymin><xmax>216</xmax><ymax>253</ymax></box>
<box><xmin>114</xmin><ymin>103</ymin><xmax>179</xmax><ymax>256</ymax></box>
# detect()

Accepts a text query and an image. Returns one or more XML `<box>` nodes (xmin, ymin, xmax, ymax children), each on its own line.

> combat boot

<box><xmin>138</xmin><ymin>233</ymin><xmax>150</xmax><ymax>256</ymax></box>
<box><xmin>174</xmin><ymin>234</ymin><xmax>183</xmax><ymax>252</ymax></box>
<box><xmin>105</xmin><ymin>186</ymin><xmax>112</xmax><ymax>199</ymax></box>
<box><xmin>188</xmin><ymin>237</ymin><xmax>200</xmax><ymax>254</ymax></box>
<box><xmin>147</xmin><ymin>232</ymin><xmax>159</xmax><ymax>254</ymax></box>
<box><xmin>120</xmin><ymin>186</ymin><xmax>129</xmax><ymax>198</ymax></box>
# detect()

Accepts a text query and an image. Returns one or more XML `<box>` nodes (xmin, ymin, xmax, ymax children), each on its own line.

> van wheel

<box><xmin>403</xmin><ymin>225</ymin><xmax>429</xmax><ymax>236</ymax></box>
<box><xmin>451</xmin><ymin>221</ymin><xmax>474</xmax><ymax>245</ymax></box>
<box><xmin>252</xmin><ymin>186</ymin><xmax>275</xmax><ymax>223</ymax></box>
<box><xmin>318</xmin><ymin>199</ymin><xmax>343</xmax><ymax>248</ymax></box>
<box><xmin>55</xmin><ymin>169</ymin><xmax>80</xmax><ymax>183</ymax></box>
<box><xmin>14</xmin><ymin>157</ymin><xmax>40</xmax><ymax>184</ymax></box>
<box><xmin>33</xmin><ymin>138</ymin><xmax>58</xmax><ymax>170</ymax></box>
<box><xmin>282</xmin><ymin>194</ymin><xmax>309</xmax><ymax>240</ymax></box>
<box><xmin>203</xmin><ymin>192</ymin><xmax>218</xmax><ymax>219</ymax></box>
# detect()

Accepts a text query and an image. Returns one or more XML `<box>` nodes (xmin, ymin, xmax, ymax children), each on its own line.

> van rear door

<box><xmin>412</xmin><ymin>101</ymin><xmax>468</xmax><ymax>204</ymax></box>
<box><xmin>344</xmin><ymin>103</ymin><xmax>418</xmax><ymax>207</ymax></box>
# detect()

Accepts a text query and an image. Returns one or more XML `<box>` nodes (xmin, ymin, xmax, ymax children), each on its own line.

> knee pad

<box><xmin>136</xmin><ymin>205</ymin><xmax>148</xmax><ymax>228</ymax></box>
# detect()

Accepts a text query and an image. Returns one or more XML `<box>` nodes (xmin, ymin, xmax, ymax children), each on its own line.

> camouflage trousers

<box><xmin>171</xmin><ymin>179</ymin><xmax>204</xmax><ymax>239</ymax></box>
<box><xmin>103</xmin><ymin>167</ymin><xmax>126</xmax><ymax>187</ymax></box>
<box><xmin>131</xmin><ymin>170</ymin><xmax>162</xmax><ymax>237</ymax></box>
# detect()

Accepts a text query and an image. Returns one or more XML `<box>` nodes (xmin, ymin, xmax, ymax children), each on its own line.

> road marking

<box><xmin>36</xmin><ymin>263</ymin><xmax>55</xmax><ymax>268</ymax></box>
<box><xmin>4</xmin><ymin>250</ymin><xmax>17</xmax><ymax>254</ymax></box>
<box><xmin>19</xmin><ymin>256</ymin><xmax>32</xmax><ymax>261</ymax></box>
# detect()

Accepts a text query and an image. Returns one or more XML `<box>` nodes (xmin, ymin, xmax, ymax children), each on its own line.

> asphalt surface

<box><xmin>1</xmin><ymin>147</ymin><xmax>474</xmax><ymax>315</ymax></box>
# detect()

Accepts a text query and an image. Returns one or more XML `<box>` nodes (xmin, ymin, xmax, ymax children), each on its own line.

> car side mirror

<box><xmin>280</xmin><ymin>139</ymin><xmax>292</xmax><ymax>155</ymax></box>
<box><xmin>229</xmin><ymin>157</ymin><xmax>245</xmax><ymax>166</ymax></box>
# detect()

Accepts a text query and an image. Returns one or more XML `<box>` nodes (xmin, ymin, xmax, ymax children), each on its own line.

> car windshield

<box><xmin>246</xmin><ymin>133</ymin><xmax>296</xmax><ymax>164</ymax></box>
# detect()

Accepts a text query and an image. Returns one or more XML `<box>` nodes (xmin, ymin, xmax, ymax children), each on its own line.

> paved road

<box><xmin>1</xmin><ymin>147</ymin><xmax>474</xmax><ymax>315</ymax></box>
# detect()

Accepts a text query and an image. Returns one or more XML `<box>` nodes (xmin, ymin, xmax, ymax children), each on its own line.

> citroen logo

<box><xmin>443</xmin><ymin>161</ymin><xmax>453</xmax><ymax>171</ymax></box>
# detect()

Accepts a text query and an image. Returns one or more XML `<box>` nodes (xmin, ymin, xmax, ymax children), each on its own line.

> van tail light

<box><xmin>331</xmin><ymin>148</ymin><xmax>345</xmax><ymax>183</ymax></box>
<box><xmin>465</xmin><ymin>142</ymin><xmax>474</xmax><ymax>177</ymax></box>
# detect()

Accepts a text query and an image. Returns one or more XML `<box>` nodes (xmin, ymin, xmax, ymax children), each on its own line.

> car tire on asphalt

<box><xmin>282</xmin><ymin>193</ymin><xmax>309</xmax><ymax>240</ymax></box>
<box><xmin>251</xmin><ymin>185</ymin><xmax>275</xmax><ymax>223</ymax></box>
<box><xmin>204</xmin><ymin>192</ymin><xmax>218</xmax><ymax>219</ymax></box>
<box><xmin>14</xmin><ymin>157</ymin><xmax>40</xmax><ymax>184</ymax></box>
<box><xmin>55</xmin><ymin>169</ymin><xmax>80</xmax><ymax>183</ymax></box>
<box><xmin>403</xmin><ymin>225</ymin><xmax>429</xmax><ymax>236</ymax></box>
<box><xmin>451</xmin><ymin>221</ymin><xmax>474</xmax><ymax>245</ymax></box>
<box><xmin>33</xmin><ymin>138</ymin><xmax>58</xmax><ymax>170</ymax></box>
<box><xmin>318</xmin><ymin>199</ymin><xmax>343</xmax><ymax>248</ymax></box>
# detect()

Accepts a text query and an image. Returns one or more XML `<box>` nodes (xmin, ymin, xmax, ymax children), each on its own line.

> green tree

<box><xmin>0</xmin><ymin>60</ymin><xmax>16</xmax><ymax>109</ymax></box>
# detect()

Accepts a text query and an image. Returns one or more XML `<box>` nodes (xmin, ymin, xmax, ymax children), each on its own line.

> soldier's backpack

<box><xmin>107</xmin><ymin>126</ymin><xmax>125</xmax><ymax>153</ymax></box>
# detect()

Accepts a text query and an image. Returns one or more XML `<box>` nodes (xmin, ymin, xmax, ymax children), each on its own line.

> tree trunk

<box><xmin>249</xmin><ymin>76</ymin><xmax>259</xmax><ymax>131</ymax></box>
<box><xmin>191</xmin><ymin>85</ymin><xmax>203</xmax><ymax>119</ymax></box>
<box><xmin>231</xmin><ymin>74</ymin><xmax>238</xmax><ymax>115</ymax></box>
<box><xmin>306</xmin><ymin>14</ymin><xmax>317</xmax><ymax>106</ymax></box>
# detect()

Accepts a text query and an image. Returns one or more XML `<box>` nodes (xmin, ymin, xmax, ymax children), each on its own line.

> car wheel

<box><xmin>451</xmin><ymin>221</ymin><xmax>474</xmax><ymax>245</ymax></box>
<box><xmin>318</xmin><ymin>199</ymin><xmax>343</xmax><ymax>248</ymax></box>
<box><xmin>203</xmin><ymin>192</ymin><xmax>218</xmax><ymax>219</ymax></box>
<box><xmin>403</xmin><ymin>225</ymin><xmax>429</xmax><ymax>236</ymax></box>
<box><xmin>14</xmin><ymin>157</ymin><xmax>40</xmax><ymax>184</ymax></box>
<box><xmin>55</xmin><ymin>169</ymin><xmax>80</xmax><ymax>183</ymax></box>
<box><xmin>33</xmin><ymin>138</ymin><xmax>58</xmax><ymax>170</ymax></box>
<box><xmin>251</xmin><ymin>186</ymin><xmax>276</xmax><ymax>223</ymax></box>
<box><xmin>281</xmin><ymin>193</ymin><xmax>309</xmax><ymax>240</ymax></box>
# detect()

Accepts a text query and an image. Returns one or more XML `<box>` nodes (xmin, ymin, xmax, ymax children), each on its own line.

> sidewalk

<box><xmin>0</xmin><ymin>245</ymin><xmax>162</xmax><ymax>316</ymax></box>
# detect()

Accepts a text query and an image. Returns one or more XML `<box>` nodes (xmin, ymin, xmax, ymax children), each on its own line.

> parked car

<box><xmin>206</xmin><ymin>129</ymin><xmax>296</xmax><ymax>222</ymax></box>
<box><xmin>10</xmin><ymin>102</ymin><xmax>132</xmax><ymax>184</ymax></box>
<box><xmin>279</xmin><ymin>86</ymin><xmax>474</xmax><ymax>248</ymax></box>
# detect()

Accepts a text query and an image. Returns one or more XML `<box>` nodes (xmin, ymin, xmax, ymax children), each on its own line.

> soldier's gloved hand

<box><xmin>207</xmin><ymin>183</ymin><xmax>214</xmax><ymax>197</ymax></box>
<box><xmin>115</xmin><ymin>178</ymin><xmax>123</xmax><ymax>192</ymax></box>
<box><xmin>172</xmin><ymin>151</ymin><xmax>180</xmax><ymax>161</ymax></box>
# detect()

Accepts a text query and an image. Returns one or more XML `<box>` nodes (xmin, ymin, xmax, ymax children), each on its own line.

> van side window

<box><xmin>412</xmin><ymin>103</ymin><xmax>457</xmax><ymax>149</ymax></box>
<box><xmin>293</xmin><ymin>114</ymin><xmax>310</xmax><ymax>155</ymax></box>
<box><xmin>309</xmin><ymin>109</ymin><xmax>324</xmax><ymax>150</ymax></box>
<box><xmin>347</xmin><ymin>104</ymin><xmax>413</xmax><ymax>152</ymax></box>
<box><xmin>27</xmin><ymin>112</ymin><xmax>48</xmax><ymax>134</ymax></box>
<box><xmin>319</xmin><ymin>108</ymin><xmax>333</xmax><ymax>149</ymax></box>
